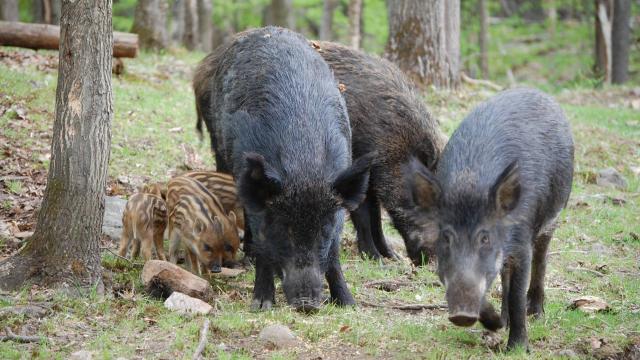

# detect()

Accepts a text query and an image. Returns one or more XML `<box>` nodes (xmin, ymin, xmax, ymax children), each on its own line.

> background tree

<box><xmin>171</xmin><ymin>0</ymin><xmax>185</xmax><ymax>46</ymax></box>
<box><xmin>320</xmin><ymin>0</ymin><xmax>337</xmax><ymax>41</ymax></box>
<box><xmin>0</xmin><ymin>0</ymin><xmax>113</xmax><ymax>290</ymax></box>
<box><xmin>594</xmin><ymin>0</ymin><xmax>612</xmax><ymax>82</ymax></box>
<box><xmin>0</xmin><ymin>0</ymin><xmax>19</xmax><ymax>21</ymax></box>
<box><xmin>131</xmin><ymin>0</ymin><xmax>169</xmax><ymax>50</ymax></box>
<box><xmin>479</xmin><ymin>0</ymin><xmax>489</xmax><ymax>78</ymax></box>
<box><xmin>386</xmin><ymin>0</ymin><xmax>460</xmax><ymax>89</ymax></box>
<box><xmin>197</xmin><ymin>0</ymin><xmax>214</xmax><ymax>52</ymax></box>
<box><xmin>182</xmin><ymin>0</ymin><xmax>199</xmax><ymax>50</ymax></box>
<box><xmin>348</xmin><ymin>0</ymin><xmax>362</xmax><ymax>49</ymax></box>
<box><xmin>266</xmin><ymin>0</ymin><xmax>294</xmax><ymax>29</ymax></box>
<box><xmin>611</xmin><ymin>0</ymin><xmax>630</xmax><ymax>84</ymax></box>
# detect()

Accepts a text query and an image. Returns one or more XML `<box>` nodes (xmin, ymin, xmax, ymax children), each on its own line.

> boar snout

<box><xmin>445</xmin><ymin>273</ymin><xmax>486</xmax><ymax>327</ymax></box>
<box><xmin>282</xmin><ymin>266</ymin><xmax>323</xmax><ymax>313</ymax></box>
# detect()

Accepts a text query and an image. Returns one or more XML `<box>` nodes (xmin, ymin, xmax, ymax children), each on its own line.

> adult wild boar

<box><xmin>193</xmin><ymin>27</ymin><xmax>373</xmax><ymax>312</ymax></box>
<box><xmin>404</xmin><ymin>88</ymin><xmax>574</xmax><ymax>349</ymax></box>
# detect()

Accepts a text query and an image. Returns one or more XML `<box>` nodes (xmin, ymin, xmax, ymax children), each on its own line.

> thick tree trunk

<box><xmin>347</xmin><ymin>0</ymin><xmax>362</xmax><ymax>49</ymax></box>
<box><xmin>182</xmin><ymin>0</ymin><xmax>198</xmax><ymax>50</ymax></box>
<box><xmin>479</xmin><ymin>0</ymin><xmax>489</xmax><ymax>78</ymax></box>
<box><xmin>320</xmin><ymin>0</ymin><xmax>337</xmax><ymax>41</ymax></box>
<box><xmin>197</xmin><ymin>0</ymin><xmax>213</xmax><ymax>52</ymax></box>
<box><xmin>0</xmin><ymin>0</ymin><xmax>113</xmax><ymax>291</ymax></box>
<box><xmin>386</xmin><ymin>0</ymin><xmax>460</xmax><ymax>89</ymax></box>
<box><xmin>51</xmin><ymin>0</ymin><xmax>61</xmax><ymax>25</ymax></box>
<box><xmin>0</xmin><ymin>21</ymin><xmax>138</xmax><ymax>58</ymax></box>
<box><xmin>32</xmin><ymin>0</ymin><xmax>44</xmax><ymax>23</ymax></box>
<box><xmin>131</xmin><ymin>0</ymin><xmax>168</xmax><ymax>50</ymax></box>
<box><xmin>611</xmin><ymin>0</ymin><xmax>630</xmax><ymax>84</ymax></box>
<box><xmin>267</xmin><ymin>0</ymin><xmax>294</xmax><ymax>29</ymax></box>
<box><xmin>594</xmin><ymin>0</ymin><xmax>613</xmax><ymax>82</ymax></box>
<box><xmin>0</xmin><ymin>0</ymin><xmax>19</xmax><ymax>21</ymax></box>
<box><xmin>171</xmin><ymin>0</ymin><xmax>185</xmax><ymax>45</ymax></box>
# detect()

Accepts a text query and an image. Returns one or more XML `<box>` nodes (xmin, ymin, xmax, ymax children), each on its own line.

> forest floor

<box><xmin>0</xmin><ymin>45</ymin><xmax>639</xmax><ymax>360</ymax></box>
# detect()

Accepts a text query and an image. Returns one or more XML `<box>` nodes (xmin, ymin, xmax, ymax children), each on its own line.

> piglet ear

<box><xmin>405</xmin><ymin>157</ymin><xmax>441</xmax><ymax>209</ymax></box>
<box><xmin>227</xmin><ymin>211</ymin><xmax>237</xmax><ymax>227</ymax></box>
<box><xmin>333</xmin><ymin>152</ymin><xmax>375</xmax><ymax>211</ymax></box>
<box><xmin>490</xmin><ymin>161</ymin><xmax>521</xmax><ymax>216</ymax></box>
<box><xmin>238</xmin><ymin>152</ymin><xmax>283</xmax><ymax>210</ymax></box>
<box><xmin>212</xmin><ymin>216</ymin><xmax>224</xmax><ymax>236</ymax></box>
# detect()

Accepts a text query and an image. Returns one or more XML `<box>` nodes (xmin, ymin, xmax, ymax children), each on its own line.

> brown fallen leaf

<box><xmin>338</xmin><ymin>83</ymin><xmax>347</xmax><ymax>93</ymax></box>
<box><xmin>569</xmin><ymin>296</ymin><xmax>611</xmax><ymax>313</ymax></box>
<box><xmin>339</xmin><ymin>325</ymin><xmax>351</xmax><ymax>333</ymax></box>
<box><xmin>215</xmin><ymin>267</ymin><xmax>245</xmax><ymax>277</ymax></box>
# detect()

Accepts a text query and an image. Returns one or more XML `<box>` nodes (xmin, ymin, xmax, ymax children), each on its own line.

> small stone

<box><xmin>596</xmin><ymin>168</ymin><xmax>628</xmax><ymax>190</ymax></box>
<box><xmin>142</xmin><ymin>260</ymin><xmax>214</xmax><ymax>301</ymax></box>
<box><xmin>163</xmin><ymin>291</ymin><xmax>213</xmax><ymax>315</ymax></box>
<box><xmin>557</xmin><ymin>349</ymin><xmax>578</xmax><ymax>358</ymax></box>
<box><xmin>217</xmin><ymin>268</ymin><xmax>245</xmax><ymax>277</ymax></box>
<box><xmin>70</xmin><ymin>350</ymin><xmax>95</xmax><ymax>360</ymax></box>
<box><xmin>102</xmin><ymin>196</ymin><xmax>127</xmax><ymax>241</ymax></box>
<box><xmin>568</xmin><ymin>296</ymin><xmax>610</xmax><ymax>313</ymax></box>
<box><xmin>258</xmin><ymin>324</ymin><xmax>298</xmax><ymax>349</ymax></box>
<box><xmin>13</xmin><ymin>231</ymin><xmax>33</xmax><ymax>239</ymax></box>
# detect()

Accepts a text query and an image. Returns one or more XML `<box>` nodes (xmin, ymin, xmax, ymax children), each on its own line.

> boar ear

<box><xmin>227</xmin><ymin>211</ymin><xmax>237</xmax><ymax>226</ymax></box>
<box><xmin>212</xmin><ymin>216</ymin><xmax>224</xmax><ymax>236</ymax></box>
<box><xmin>239</xmin><ymin>152</ymin><xmax>283</xmax><ymax>209</ymax></box>
<box><xmin>490</xmin><ymin>161</ymin><xmax>521</xmax><ymax>215</ymax></box>
<box><xmin>333</xmin><ymin>152</ymin><xmax>375</xmax><ymax>211</ymax></box>
<box><xmin>406</xmin><ymin>157</ymin><xmax>441</xmax><ymax>209</ymax></box>
<box><xmin>194</xmin><ymin>218</ymin><xmax>206</xmax><ymax>234</ymax></box>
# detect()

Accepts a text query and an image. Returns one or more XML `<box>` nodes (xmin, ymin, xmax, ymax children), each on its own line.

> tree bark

<box><xmin>197</xmin><ymin>0</ymin><xmax>213</xmax><ymax>52</ymax></box>
<box><xmin>348</xmin><ymin>0</ymin><xmax>362</xmax><ymax>49</ymax></box>
<box><xmin>385</xmin><ymin>0</ymin><xmax>460</xmax><ymax>89</ymax></box>
<box><xmin>182</xmin><ymin>0</ymin><xmax>198</xmax><ymax>50</ymax></box>
<box><xmin>171</xmin><ymin>0</ymin><xmax>185</xmax><ymax>45</ymax></box>
<box><xmin>32</xmin><ymin>0</ymin><xmax>44</xmax><ymax>23</ymax></box>
<box><xmin>0</xmin><ymin>0</ymin><xmax>19</xmax><ymax>21</ymax></box>
<box><xmin>131</xmin><ymin>0</ymin><xmax>168</xmax><ymax>50</ymax></box>
<box><xmin>594</xmin><ymin>0</ymin><xmax>613</xmax><ymax>83</ymax></box>
<box><xmin>320</xmin><ymin>0</ymin><xmax>337</xmax><ymax>41</ymax></box>
<box><xmin>267</xmin><ymin>0</ymin><xmax>294</xmax><ymax>29</ymax></box>
<box><xmin>0</xmin><ymin>21</ymin><xmax>138</xmax><ymax>58</ymax></box>
<box><xmin>611</xmin><ymin>0</ymin><xmax>630</xmax><ymax>84</ymax></box>
<box><xmin>479</xmin><ymin>0</ymin><xmax>489</xmax><ymax>78</ymax></box>
<box><xmin>0</xmin><ymin>0</ymin><xmax>113</xmax><ymax>291</ymax></box>
<box><xmin>50</xmin><ymin>0</ymin><xmax>61</xmax><ymax>25</ymax></box>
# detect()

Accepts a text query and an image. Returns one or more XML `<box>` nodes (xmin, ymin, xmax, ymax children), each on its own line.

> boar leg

<box><xmin>117</xmin><ymin>221</ymin><xmax>132</xmax><ymax>258</ymax></box>
<box><xmin>186</xmin><ymin>249</ymin><xmax>201</xmax><ymax>276</ymax></box>
<box><xmin>350</xmin><ymin>198</ymin><xmax>382</xmax><ymax>259</ymax></box>
<box><xmin>140</xmin><ymin>229</ymin><xmax>154</xmax><ymax>262</ymax></box>
<box><xmin>527</xmin><ymin>228</ymin><xmax>553</xmax><ymax>318</ymax></box>
<box><xmin>500</xmin><ymin>261</ymin><xmax>512</xmax><ymax>327</ymax></box>
<box><xmin>131</xmin><ymin>237</ymin><xmax>141</xmax><ymax>259</ymax></box>
<box><xmin>168</xmin><ymin>226</ymin><xmax>181</xmax><ymax>264</ymax></box>
<box><xmin>251</xmin><ymin>257</ymin><xmax>275</xmax><ymax>311</ymax></box>
<box><xmin>153</xmin><ymin>228</ymin><xmax>167</xmax><ymax>261</ymax></box>
<box><xmin>506</xmin><ymin>229</ymin><xmax>533</xmax><ymax>351</ymax></box>
<box><xmin>326</xmin><ymin>240</ymin><xmax>355</xmax><ymax>306</ymax></box>
<box><xmin>368</xmin><ymin>192</ymin><xmax>398</xmax><ymax>259</ymax></box>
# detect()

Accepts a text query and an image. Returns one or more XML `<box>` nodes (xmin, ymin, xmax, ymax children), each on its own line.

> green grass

<box><xmin>1</xmin><ymin>30</ymin><xmax>640</xmax><ymax>359</ymax></box>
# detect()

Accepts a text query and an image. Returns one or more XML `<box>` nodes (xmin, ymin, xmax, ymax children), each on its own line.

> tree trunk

<box><xmin>320</xmin><ymin>0</ymin><xmax>337</xmax><ymax>41</ymax></box>
<box><xmin>386</xmin><ymin>0</ymin><xmax>460</xmax><ymax>89</ymax></box>
<box><xmin>171</xmin><ymin>0</ymin><xmax>185</xmax><ymax>45</ymax></box>
<box><xmin>348</xmin><ymin>0</ymin><xmax>362</xmax><ymax>49</ymax></box>
<box><xmin>594</xmin><ymin>0</ymin><xmax>613</xmax><ymax>82</ymax></box>
<box><xmin>182</xmin><ymin>0</ymin><xmax>198</xmax><ymax>50</ymax></box>
<box><xmin>197</xmin><ymin>0</ymin><xmax>213</xmax><ymax>52</ymax></box>
<box><xmin>0</xmin><ymin>0</ymin><xmax>19</xmax><ymax>21</ymax></box>
<box><xmin>545</xmin><ymin>0</ymin><xmax>557</xmax><ymax>35</ymax></box>
<box><xmin>611</xmin><ymin>0</ymin><xmax>630</xmax><ymax>84</ymax></box>
<box><xmin>131</xmin><ymin>0</ymin><xmax>168</xmax><ymax>50</ymax></box>
<box><xmin>268</xmin><ymin>0</ymin><xmax>294</xmax><ymax>29</ymax></box>
<box><xmin>32</xmin><ymin>0</ymin><xmax>44</xmax><ymax>23</ymax></box>
<box><xmin>0</xmin><ymin>0</ymin><xmax>113</xmax><ymax>291</ymax></box>
<box><xmin>479</xmin><ymin>0</ymin><xmax>489</xmax><ymax>78</ymax></box>
<box><xmin>51</xmin><ymin>0</ymin><xmax>61</xmax><ymax>25</ymax></box>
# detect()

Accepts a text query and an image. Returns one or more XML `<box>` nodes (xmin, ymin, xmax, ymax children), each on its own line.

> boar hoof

<box><xmin>251</xmin><ymin>298</ymin><xmax>273</xmax><ymax>311</ymax></box>
<box><xmin>526</xmin><ymin>303</ymin><xmax>544</xmax><ymax>319</ymax></box>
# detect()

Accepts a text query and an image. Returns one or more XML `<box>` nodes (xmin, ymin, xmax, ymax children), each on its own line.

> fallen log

<box><xmin>0</xmin><ymin>21</ymin><xmax>138</xmax><ymax>58</ymax></box>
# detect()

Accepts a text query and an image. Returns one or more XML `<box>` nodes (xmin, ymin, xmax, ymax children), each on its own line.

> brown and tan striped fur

<box><xmin>181</xmin><ymin>171</ymin><xmax>244</xmax><ymax>230</ymax></box>
<box><xmin>166</xmin><ymin>176</ymin><xmax>240</xmax><ymax>274</ymax></box>
<box><xmin>141</xmin><ymin>182</ymin><xmax>167</xmax><ymax>200</ymax></box>
<box><xmin>118</xmin><ymin>193</ymin><xmax>168</xmax><ymax>261</ymax></box>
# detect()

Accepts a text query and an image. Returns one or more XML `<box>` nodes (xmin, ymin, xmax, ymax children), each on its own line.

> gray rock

<box><xmin>596</xmin><ymin>168</ymin><xmax>628</xmax><ymax>190</ymax></box>
<box><xmin>258</xmin><ymin>324</ymin><xmax>298</xmax><ymax>348</ymax></box>
<box><xmin>0</xmin><ymin>305</ymin><xmax>48</xmax><ymax>318</ymax></box>
<box><xmin>556</xmin><ymin>349</ymin><xmax>578</xmax><ymax>358</ymax></box>
<box><xmin>102</xmin><ymin>196</ymin><xmax>127</xmax><ymax>241</ymax></box>
<box><xmin>70</xmin><ymin>350</ymin><xmax>95</xmax><ymax>360</ymax></box>
<box><xmin>163</xmin><ymin>291</ymin><xmax>213</xmax><ymax>315</ymax></box>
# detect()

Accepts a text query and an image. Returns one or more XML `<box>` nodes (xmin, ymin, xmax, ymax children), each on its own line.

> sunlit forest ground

<box><xmin>0</xmin><ymin>18</ymin><xmax>639</xmax><ymax>359</ymax></box>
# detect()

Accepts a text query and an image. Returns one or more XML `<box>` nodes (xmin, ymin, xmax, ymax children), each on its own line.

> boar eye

<box><xmin>479</xmin><ymin>233</ymin><xmax>490</xmax><ymax>246</ymax></box>
<box><xmin>441</xmin><ymin>230</ymin><xmax>454</xmax><ymax>245</ymax></box>
<box><xmin>224</xmin><ymin>244</ymin><xmax>234</xmax><ymax>252</ymax></box>
<box><xmin>203</xmin><ymin>244</ymin><xmax>212</xmax><ymax>252</ymax></box>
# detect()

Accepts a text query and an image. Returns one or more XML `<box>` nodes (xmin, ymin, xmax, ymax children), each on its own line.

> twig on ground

<box><xmin>0</xmin><ymin>327</ymin><xmax>43</xmax><ymax>343</ymax></box>
<box><xmin>566</xmin><ymin>267</ymin><xmax>605</xmax><ymax>277</ymax></box>
<box><xmin>461</xmin><ymin>73</ymin><xmax>503</xmax><ymax>91</ymax></box>
<box><xmin>192</xmin><ymin>318</ymin><xmax>210</xmax><ymax>360</ymax></box>
<box><xmin>100</xmin><ymin>247</ymin><xmax>144</xmax><ymax>267</ymax></box>
<box><xmin>548</xmin><ymin>250</ymin><xmax>589</xmax><ymax>256</ymax></box>
<box><xmin>360</xmin><ymin>299</ymin><xmax>447</xmax><ymax>311</ymax></box>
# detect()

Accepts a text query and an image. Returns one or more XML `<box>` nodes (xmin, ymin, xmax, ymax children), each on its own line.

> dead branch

<box><xmin>192</xmin><ymin>318</ymin><xmax>210</xmax><ymax>360</ymax></box>
<box><xmin>548</xmin><ymin>250</ymin><xmax>589</xmax><ymax>256</ymax></box>
<box><xmin>360</xmin><ymin>299</ymin><xmax>447</xmax><ymax>311</ymax></box>
<box><xmin>100</xmin><ymin>247</ymin><xmax>144</xmax><ymax>267</ymax></box>
<box><xmin>566</xmin><ymin>267</ymin><xmax>605</xmax><ymax>277</ymax></box>
<box><xmin>0</xmin><ymin>327</ymin><xmax>43</xmax><ymax>343</ymax></box>
<box><xmin>461</xmin><ymin>73</ymin><xmax>503</xmax><ymax>91</ymax></box>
